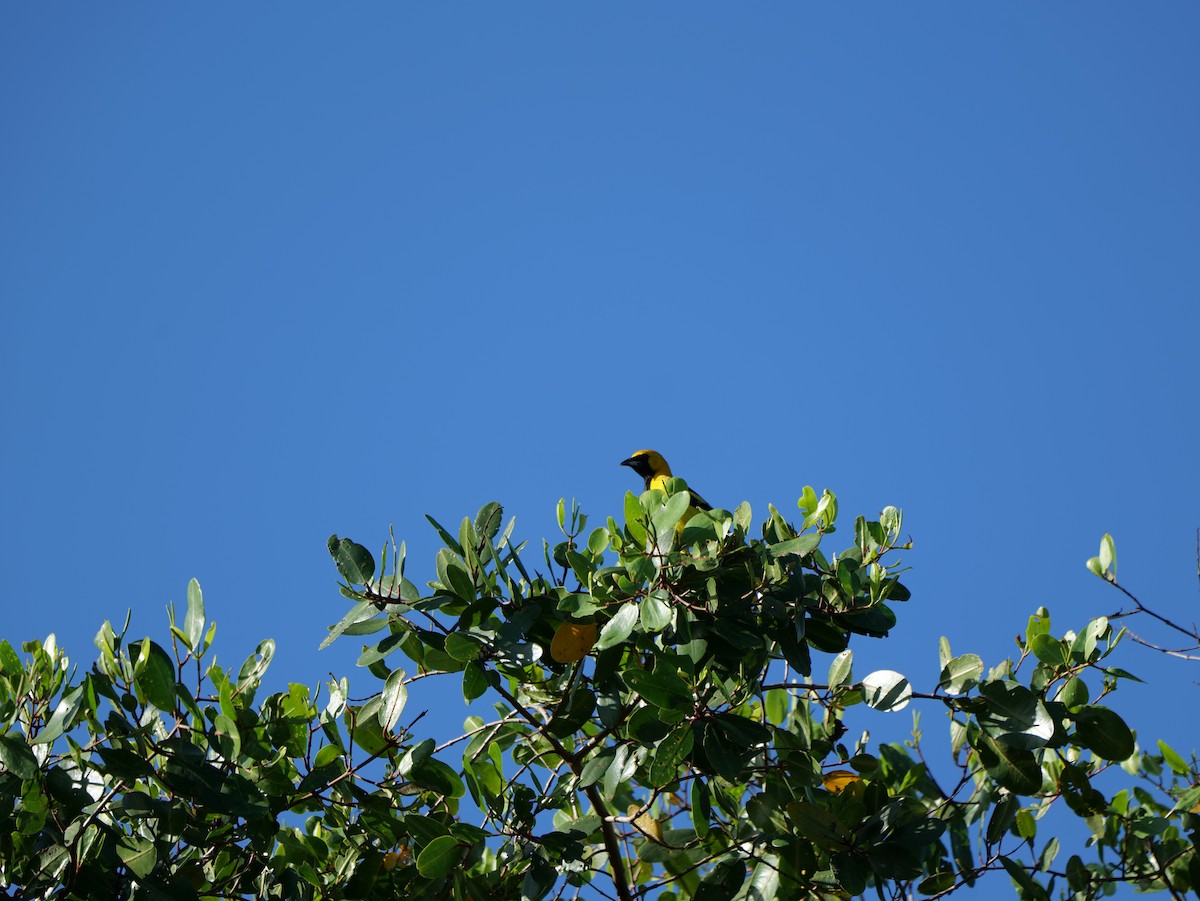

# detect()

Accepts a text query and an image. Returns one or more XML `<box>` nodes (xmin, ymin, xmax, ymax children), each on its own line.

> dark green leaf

<box><xmin>832</xmin><ymin>850</ymin><xmax>867</xmax><ymax>895</ymax></box>
<box><xmin>133</xmin><ymin>639</ymin><xmax>177</xmax><ymax>711</ymax></box>
<box><xmin>329</xmin><ymin>535</ymin><xmax>376</xmax><ymax>585</ymax></box>
<box><xmin>444</xmin><ymin>632</ymin><xmax>482</xmax><ymax>662</ymax></box>
<box><xmin>622</xmin><ymin>668</ymin><xmax>692</xmax><ymax>710</ymax></box>
<box><xmin>424</xmin><ymin>515</ymin><xmax>464</xmax><ymax>555</ymax></box>
<box><xmin>999</xmin><ymin>855</ymin><xmax>1049</xmax><ymax>901</ymax></box>
<box><xmin>436</xmin><ymin>548</ymin><xmax>476</xmax><ymax>602</ymax></box>
<box><xmin>691</xmin><ymin>777</ymin><xmax>712</xmax><ymax>838</ymax></box>
<box><xmin>987</xmin><ymin>793</ymin><xmax>1019</xmax><ymax>844</ymax></box>
<box><xmin>695</xmin><ymin>857</ymin><xmax>746</xmax><ymax>901</ymax></box>
<box><xmin>918</xmin><ymin>872</ymin><xmax>957</xmax><ymax>895</ymax></box>
<box><xmin>411</xmin><ymin>757</ymin><xmax>465</xmax><ymax>797</ymax></box>
<box><xmin>975</xmin><ymin>732</ymin><xmax>1043</xmax><ymax>795</ymax></box>
<box><xmin>978</xmin><ymin>681</ymin><xmax>1053</xmax><ymax>749</ymax></box>
<box><xmin>1065</xmin><ymin>855</ymin><xmax>1089</xmax><ymax>892</ymax></box>
<box><xmin>117</xmin><ymin>834</ymin><xmax>157</xmax><ymax>879</ymax></box>
<box><xmin>649</xmin><ymin>725</ymin><xmax>694</xmax><ymax>787</ymax></box>
<box><xmin>1072</xmin><ymin>706</ymin><xmax>1134</xmax><ymax>761</ymax></box>
<box><xmin>33</xmin><ymin>684</ymin><xmax>85</xmax><ymax>745</ymax></box>
<box><xmin>463</xmin><ymin>660</ymin><xmax>490</xmax><ymax>702</ymax></box>
<box><xmin>0</xmin><ymin>733</ymin><xmax>39</xmax><ymax>780</ymax></box>
<box><xmin>416</xmin><ymin>835</ymin><xmax>462</xmax><ymax>879</ymax></box>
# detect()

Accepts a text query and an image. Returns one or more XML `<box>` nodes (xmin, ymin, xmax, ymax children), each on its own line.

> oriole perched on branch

<box><xmin>620</xmin><ymin>450</ymin><xmax>712</xmax><ymax>512</ymax></box>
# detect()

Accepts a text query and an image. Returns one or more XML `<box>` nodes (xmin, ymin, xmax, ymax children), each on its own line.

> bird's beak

<box><xmin>620</xmin><ymin>457</ymin><xmax>637</xmax><ymax>468</ymax></box>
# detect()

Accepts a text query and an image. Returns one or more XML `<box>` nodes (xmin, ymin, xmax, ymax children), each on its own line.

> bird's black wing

<box><xmin>687</xmin><ymin>488</ymin><xmax>713</xmax><ymax>511</ymax></box>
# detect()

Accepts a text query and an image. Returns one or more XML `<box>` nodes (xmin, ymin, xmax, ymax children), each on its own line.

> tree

<box><xmin>1</xmin><ymin>482</ymin><xmax>1197</xmax><ymax>899</ymax></box>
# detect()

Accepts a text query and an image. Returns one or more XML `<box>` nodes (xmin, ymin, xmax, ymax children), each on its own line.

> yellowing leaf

<box><xmin>551</xmin><ymin>622</ymin><xmax>597</xmax><ymax>663</ymax></box>
<box><xmin>382</xmin><ymin>845</ymin><xmax>411</xmax><ymax>871</ymax></box>
<box><xmin>627</xmin><ymin>803</ymin><xmax>663</xmax><ymax>842</ymax></box>
<box><xmin>822</xmin><ymin>770</ymin><xmax>862</xmax><ymax>794</ymax></box>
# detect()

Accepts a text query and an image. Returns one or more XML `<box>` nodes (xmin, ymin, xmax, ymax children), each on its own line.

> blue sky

<box><xmin>2</xmin><ymin>4</ymin><xmax>1198</xmax><ymax>894</ymax></box>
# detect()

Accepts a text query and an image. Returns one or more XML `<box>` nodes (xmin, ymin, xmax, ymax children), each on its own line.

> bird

<box><xmin>620</xmin><ymin>449</ymin><xmax>713</xmax><ymax>512</ymax></box>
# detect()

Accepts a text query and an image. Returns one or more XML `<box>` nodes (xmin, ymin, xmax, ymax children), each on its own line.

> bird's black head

<box><xmin>620</xmin><ymin>449</ymin><xmax>666</xmax><ymax>481</ymax></box>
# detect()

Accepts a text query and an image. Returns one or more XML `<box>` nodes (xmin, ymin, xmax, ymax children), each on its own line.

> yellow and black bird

<box><xmin>620</xmin><ymin>449</ymin><xmax>712</xmax><ymax>512</ymax></box>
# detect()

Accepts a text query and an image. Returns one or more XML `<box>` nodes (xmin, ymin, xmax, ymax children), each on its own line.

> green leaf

<box><xmin>1059</xmin><ymin>676</ymin><xmax>1089</xmax><ymax>710</ymax></box>
<box><xmin>1037</xmin><ymin>836</ymin><xmax>1059</xmax><ymax>872</ymax></box>
<box><xmin>132</xmin><ymin>639</ymin><xmax>177</xmax><ymax>711</ymax></box>
<box><xmin>833</xmin><ymin>850</ymin><xmax>867</xmax><ymax>895</ymax></box>
<box><xmin>1072</xmin><ymin>706</ymin><xmax>1134</xmax><ymax>761</ymax></box>
<box><xmin>329</xmin><ymin>535</ymin><xmax>376</xmax><ymax>585</ymax></box>
<box><xmin>436</xmin><ymin>548</ymin><xmax>476</xmax><ymax>602</ymax></box>
<box><xmin>117</xmin><ymin>833</ymin><xmax>157</xmax><ymax>879</ymax></box>
<box><xmin>346</xmin><ymin>705</ymin><xmax>390</xmax><ymax>756</ymax></box>
<box><xmin>695</xmin><ymin>857</ymin><xmax>746</xmax><ymax>899</ymax></box>
<box><xmin>1158</xmin><ymin>739</ymin><xmax>1190</xmax><ymax>776</ymax></box>
<box><xmin>33</xmin><ymin>684</ymin><xmax>84</xmax><ymax>745</ymax></box>
<box><xmin>603</xmin><ymin>744</ymin><xmax>637</xmax><ymax>801</ymax></box>
<box><xmin>978</xmin><ymin>681</ymin><xmax>1053</xmax><ymax>749</ymax></box>
<box><xmin>321</xmin><ymin>601</ymin><xmax>382</xmax><ymax>651</ymax></box>
<box><xmin>622</xmin><ymin>668</ymin><xmax>692</xmax><ymax>710</ymax></box>
<box><xmin>1169</xmin><ymin>783</ymin><xmax>1200</xmax><ymax>816</ymax></box>
<box><xmin>1066</xmin><ymin>855</ymin><xmax>1089</xmax><ymax>892</ymax></box>
<box><xmin>1025</xmin><ymin>608</ymin><xmax>1051</xmax><ymax>642</ymax></box>
<box><xmin>1029</xmin><ymin>633</ymin><xmax>1068</xmax><ymax>667</ymax></box>
<box><xmin>475</xmin><ymin>502</ymin><xmax>504</xmax><ymax>540</ymax></box>
<box><xmin>578</xmin><ymin>751</ymin><xmax>612</xmax><ymax>789</ymax></box>
<box><xmin>416</xmin><ymin>835</ymin><xmax>462</xmax><ymax>879</ymax></box>
<box><xmin>424</xmin><ymin>515</ymin><xmax>464</xmax><ymax>555</ymax></box>
<box><xmin>861</xmin><ymin>670</ymin><xmax>912</xmax><ymax>712</ymax></box>
<box><xmin>593</xmin><ymin>601</ymin><xmax>639</xmax><ymax>651</ymax></box>
<box><xmin>745</xmin><ymin>852</ymin><xmax>781</xmax><ymax>900</ymax></box>
<box><xmin>1000</xmin><ymin>856</ymin><xmax>1049</xmax><ymax>901</ymax></box>
<box><xmin>975</xmin><ymin>732</ymin><xmax>1043</xmax><ymax>795</ymax></box>
<box><xmin>1098</xmin><ymin>533</ymin><xmax>1116</xmax><ymax>577</ymax></box>
<box><xmin>770</xmin><ymin>533</ymin><xmax>821</xmax><ymax>559</ymax></box>
<box><xmin>690</xmin><ymin>777</ymin><xmax>712</xmax><ymax>838</ymax></box>
<box><xmin>411</xmin><ymin>757</ymin><xmax>465</xmax><ymax>797</ymax></box>
<box><xmin>640</xmin><ymin>593</ymin><xmax>672</xmax><ymax>633</ymax></box>
<box><xmin>184</xmin><ymin>578</ymin><xmax>206</xmax><ymax>651</ymax></box>
<box><xmin>379</xmin><ymin>668</ymin><xmax>408</xmax><ymax>732</ymax></box>
<box><xmin>213</xmin><ymin>712</ymin><xmax>241</xmax><ymax>761</ymax></box>
<box><xmin>986</xmin><ymin>793</ymin><xmax>1019</xmax><ymax>844</ymax></box>
<box><xmin>918</xmin><ymin>872</ymin><xmax>957</xmax><ymax>895</ymax></box>
<box><xmin>463</xmin><ymin>660</ymin><xmax>490</xmax><ymax>702</ymax></box>
<box><xmin>828</xmin><ymin>649</ymin><xmax>853</xmax><ymax>689</ymax></box>
<box><xmin>786</xmin><ymin>801</ymin><xmax>850</xmax><ymax>852</ymax></box>
<box><xmin>0</xmin><ymin>640</ymin><xmax>21</xmax><ymax>676</ymax></box>
<box><xmin>444</xmin><ymin>632</ymin><xmax>482</xmax><ymax>662</ymax></box>
<box><xmin>0</xmin><ymin>732</ymin><xmax>39</xmax><ymax>780</ymax></box>
<box><xmin>649</xmin><ymin>725</ymin><xmax>695</xmax><ymax>787</ymax></box>
<box><xmin>938</xmin><ymin>653</ymin><xmax>983</xmax><ymax>696</ymax></box>
<box><xmin>650</xmin><ymin>490</ymin><xmax>692</xmax><ymax>542</ymax></box>
<box><xmin>236</xmin><ymin>639</ymin><xmax>275</xmax><ymax>692</ymax></box>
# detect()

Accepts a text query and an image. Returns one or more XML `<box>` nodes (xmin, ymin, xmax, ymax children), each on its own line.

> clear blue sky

<box><xmin>3</xmin><ymin>5</ymin><xmax>1197</xmax><ymax>894</ymax></box>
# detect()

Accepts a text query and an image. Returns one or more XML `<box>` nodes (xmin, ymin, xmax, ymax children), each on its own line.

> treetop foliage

<box><xmin>1</xmin><ymin>481</ymin><xmax>1197</xmax><ymax>899</ymax></box>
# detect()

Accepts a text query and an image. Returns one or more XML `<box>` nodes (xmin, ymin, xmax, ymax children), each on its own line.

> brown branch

<box><xmin>490</xmin><ymin>679</ymin><xmax>634</xmax><ymax>901</ymax></box>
